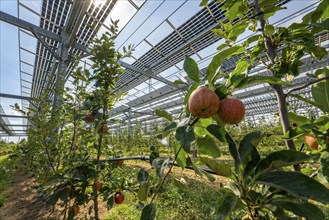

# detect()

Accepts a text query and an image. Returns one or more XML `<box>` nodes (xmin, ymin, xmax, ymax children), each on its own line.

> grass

<box><xmin>104</xmin><ymin>164</ymin><xmax>225</xmax><ymax>220</ymax></box>
<box><xmin>0</xmin><ymin>154</ymin><xmax>17</xmax><ymax>206</ymax></box>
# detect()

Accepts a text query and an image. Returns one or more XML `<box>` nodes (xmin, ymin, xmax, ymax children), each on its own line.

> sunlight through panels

<box><xmin>268</xmin><ymin>0</ymin><xmax>319</xmax><ymax>25</ymax></box>
<box><xmin>132</xmin><ymin>0</ymin><xmax>146</xmax><ymax>8</ymax></box>
<box><xmin>121</xmin><ymin>56</ymin><xmax>136</xmax><ymax>65</ymax></box>
<box><xmin>20</xmin><ymin>1</ymin><xmax>42</xmax><ymax>14</ymax></box>
<box><xmin>151</xmin><ymin>81</ymin><xmax>166</xmax><ymax>90</ymax></box>
<box><xmin>134</xmin><ymin>82</ymin><xmax>151</xmax><ymax>92</ymax></box>
<box><xmin>116</xmin><ymin>0</ymin><xmax>186</xmax><ymax>50</ymax></box>
<box><xmin>198</xmin><ymin>38</ymin><xmax>224</xmax><ymax>58</ymax></box>
<box><xmin>146</xmin><ymin>22</ymin><xmax>172</xmax><ymax>45</ymax></box>
<box><xmin>159</xmin><ymin>66</ymin><xmax>180</xmax><ymax>79</ymax></box>
<box><xmin>132</xmin><ymin>41</ymin><xmax>152</xmax><ymax>59</ymax></box>
<box><xmin>104</xmin><ymin>0</ymin><xmax>137</xmax><ymax>31</ymax></box>
<box><xmin>168</xmin><ymin>0</ymin><xmax>204</xmax><ymax>28</ymax></box>
<box><xmin>20</xmin><ymin>50</ymin><xmax>36</xmax><ymax>67</ymax></box>
<box><xmin>0</xmin><ymin>1</ymin><xmax>17</xmax><ymax>16</ymax></box>
<box><xmin>20</xmin><ymin>31</ymin><xmax>38</xmax><ymax>55</ymax></box>
<box><xmin>115</xmin><ymin>1</ymin><xmax>164</xmax><ymax>49</ymax></box>
<box><xmin>20</xmin><ymin>63</ymin><xmax>34</xmax><ymax>77</ymax></box>
<box><xmin>19</xmin><ymin>4</ymin><xmax>40</xmax><ymax>26</ymax></box>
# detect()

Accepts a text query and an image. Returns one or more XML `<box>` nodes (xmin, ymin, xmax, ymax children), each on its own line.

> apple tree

<box><xmin>139</xmin><ymin>0</ymin><xmax>329</xmax><ymax>219</ymax></box>
<box><xmin>16</xmin><ymin>21</ymin><xmax>137</xmax><ymax>220</ymax></box>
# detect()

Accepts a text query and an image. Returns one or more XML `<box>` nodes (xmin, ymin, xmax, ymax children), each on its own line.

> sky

<box><xmin>0</xmin><ymin>0</ymin><xmax>320</xmax><ymax>141</ymax></box>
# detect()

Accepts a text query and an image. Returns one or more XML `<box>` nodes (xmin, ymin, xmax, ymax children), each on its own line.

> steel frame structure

<box><xmin>0</xmin><ymin>0</ymin><xmax>328</xmax><ymax>137</ymax></box>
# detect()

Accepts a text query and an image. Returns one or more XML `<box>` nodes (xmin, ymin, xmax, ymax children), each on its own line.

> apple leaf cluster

<box><xmin>139</xmin><ymin>0</ymin><xmax>329</xmax><ymax>219</ymax></box>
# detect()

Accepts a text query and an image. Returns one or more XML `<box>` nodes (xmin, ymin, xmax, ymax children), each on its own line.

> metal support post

<box><xmin>52</xmin><ymin>38</ymin><xmax>69</xmax><ymax>111</ymax></box>
<box><xmin>128</xmin><ymin>108</ymin><xmax>132</xmax><ymax>141</ymax></box>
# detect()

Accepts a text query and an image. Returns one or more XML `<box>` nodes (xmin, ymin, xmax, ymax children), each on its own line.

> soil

<box><xmin>0</xmin><ymin>160</ymin><xmax>229</xmax><ymax>220</ymax></box>
<box><xmin>0</xmin><ymin>169</ymin><xmax>61</xmax><ymax>220</ymax></box>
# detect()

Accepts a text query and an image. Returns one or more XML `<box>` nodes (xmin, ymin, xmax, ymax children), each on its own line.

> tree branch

<box><xmin>285</xmin><ymin>76</ymin><xmax>329</xmax><ymax>95</ymax></box>
<box><xmin>150</xmin><ymin>146</ymin><xmax>182</xmax><ymax>204</ymax></box>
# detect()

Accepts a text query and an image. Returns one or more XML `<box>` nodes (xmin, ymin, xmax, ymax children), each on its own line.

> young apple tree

<box><xmin>140</xmin><ymin>0</ymin><xmax>329</xmax><ymax>219</ymax></box>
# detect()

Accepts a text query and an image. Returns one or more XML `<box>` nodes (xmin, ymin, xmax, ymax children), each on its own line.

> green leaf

<box><xmin>175</xmin><ymin>125</ymin><xmax>195</xmax><ymax>153</ymax></box>
<box><xmin>214</xmin><ymin>85</ymin><xmax>229</xmax><ymax>100</ymax></box>
<box><xmin>313</xmin><ymin>116</ymin><xmax>329</xmax><ymax>131</ymax></box>
<box><xmin>199</xmin><ymin>0</ymin><xmax>208</xmax><ymax>6</ymax></box>
<box><xmin>68</xmin><ymin>208</ymin><xmax>75</xmax><ymax>220</ymax></box>
<box><xmin>225</xmin><ymin>1</ymin><xmax>243</xmax><ymax>22</ymax></box>
<box><xmin>206</xmin><ymin>124</ymin><xmax>226</xmax><ymax>142</ymax></box>
<box><xmin>196</xmin><ymin>135</ymin><xmax>221</xmax><ymax>158</ymax></box>
<box><xmin>162</xmin><ymin>122</ymin><xmax>177</xmax><ymax>138</ymax></box>
<box><xmin>303</xmin><ymin>0</ymin><xmax>329</xmax><ymax>23</ymax></box>
<box><xmin>287</xmin><ymin>112</ymin><xmax>310</xmax><ymax>126</ymax></box>
<box><xmin>238</xmin><ymin>131</ymin><xmax>262</xmax><ymax>165</ymax></box>
<box><xmin>318</xmin><ymin>151</ymin><xmax>329</xmax><ymax>184</ymax></box>
<box><xmin>207</xmin><ymin>46</ymin><xmax>245</xmax><ymax>83</ymax></box>
<box><xmin>149</xmin><ymin>151</ymin><xmax>159</xmax><ymax>166</ymax></box>
<box><xmin>173</xmin><ymin>80</ymin><xmax>188</xmax><ymax>86</ymax></box>
<box><xmin>282</xmin><ymin>127</ymin><xmax>306</xmax><ymax>140</ymax></box>
<box><xmin>243</xmin><ymin>146</ymin><xmax>260</xmax><ymax>178</ymax></box>
<box><xmin>155</xmin><ymin>109</ymin><xmax>172</xmax><ymax>122</ymax></box>
<box><xmin>272</xmin><ymin>207</ymin><xmax>296</xmax><ymax>220</ymax></box>
<box><xmin>246</xmin><ymin>76</ymin><xmax>290</xmax><ymax>86</ymax></box>
<box><xmin>46</xmin><ymin>189</ymin><xmax>61</xmax><ymax>206</ymax></box>
<box><xmin>231</xmin><ymin>60</ymin><xmax>250</xmax><ymax>76</ymax></box>
<box><xmin>152</xmin><ymin>157</ymin><xmax>170</xmax><ymax>177</ymax></box>
<box><xmin>187</xmin><ymin>157</ymin><xmax>215</xmax><ymax>182</ymax></box>
<box><xmin>264</xmin><ymin>24</ymin><xmax>275</xmax><ymax>36</ymax></box>
<box><xmin>195</xmin><ymin>118</ymin><xmax>213</xmax><ymax>136</ymax></box>
<box><xmin>244</xmin><ymin>34</ymin><xmax>261</xmax><ymax>47</ymax></box>
<box><xmin>59</xmin><ymin>187</ymin><xmax>70</xmax><ymax>201</ymax></box>
<box><xmin>227</xmin><ymin>22</ymin><xmax>248</xmax><ymax>41</ymax></box>
<box><xmin>137</xmin><ymin>168</ymin><xmax>149</xmax><ymax>184</ymax></box>
<box><xmin>263</xmin><ymin>6</ymin><xmax>286</xmax><ymax>20</ymax></box>
<box><xmin>138</xmin><ymin>181</ymin><xmax>150</xmax><ymax>201</ymax></box>
<box><xmin>259</xmin><ymin>0</ymin><xmax>279</xmax><ymax>10</ymax></box>
<box><xmin>214</xmin><ymin>188</ymin><xmax>238</xmax><ymax>220</ymax></box>
<box><xmin>174</xmin><ymin>143</ymin><xmax>187</xmax><ymax>169</ymax></box>
<box><xmin>308</xmin><ymin>45</ymin><xmax>328</xmax><ymax>60</ymax></box>
<box><xmin>312</xmin><ymin>71</ymin><xmax>329</xmax><ymax>113</ymax></box>
<box><xmin>84</xmin><ymin>69</ymin><xmax>90</xmax><ymax>78</ymax></box>
<box><xmin>200</xmin><ymin>157</ymin><xmax>233</xmax><ymax>177</ymax></box>
<box><xmin>157</xmin><ymin>134</ymin><xmax>170</xmax><ymax>147</ymax></box>
<box><xmin>255</xmin><ymin>150</ymin><xmax>312</xmax><ymax>176</ymax></box>
<box><xmin>256</xmin><ymin>171</ymin><xmax>329</xmax><ymax>204</ymax></box>
<box><xmin>270</xmin><ymin>198</ymin><xmax>325</xmax><ymax>219</ymax></box>
<box><xmin>183</xmin><ymin>55</ymin><xmax>200</xmax><ymax>83</ymax></box>
<box><xmin>226</xmin><ymin>133</ymin><xmax>240</xmax><ymax>166</ymax></box>
<box><xmin>141</xmin><ymin>203</ymin><xmax>156</xmax><ymax>220</ymax></box>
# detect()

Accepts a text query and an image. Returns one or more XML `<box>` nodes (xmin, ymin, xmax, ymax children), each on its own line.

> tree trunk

<box><xmin>272</xmin><ymin>85</ymin><xmax>301</xmax><ymax>171</ymax></box>
<box><xmin>254</xmin><ymin>0</ymin><xmax>300</xmax><ymax>171</ymax></box>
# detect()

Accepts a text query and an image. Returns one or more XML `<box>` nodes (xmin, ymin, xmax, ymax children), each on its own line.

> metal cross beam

<box><xmin>0</xmin><ymin>115</ymin><xmax>28</xmax><ymax>119</ymax></box>
<box><xmin>0</xmin><ymin>93</ymin><xmax>33</xmax><ymax>101</ymax></box>
<box><xmin>0</xmin><ymin>10</ymin><xmax>89</xmax><ymax>54</ymax></box>
<box><xmin>118</xmin><ymin>61</ymin><xmax>184</xmax><ymax>89</ymax></box>
<box><xmin>1</xmin><ymin>124</ymin><xmax>31</xmax><ymax>127</ymax></box>
<box><xmin>0</xmin><ymin>134</ymin><xmax>27</xmax><ymax>137</ymax></box>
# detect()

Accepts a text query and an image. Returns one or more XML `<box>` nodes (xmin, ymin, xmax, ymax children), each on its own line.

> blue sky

<box><xmin>0</xmin><ymin>0</ymin><xmax>320</xmax><ymax>141</ymax></box>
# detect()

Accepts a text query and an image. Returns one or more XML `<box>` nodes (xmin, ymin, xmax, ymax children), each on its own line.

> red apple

<box><xmin>305</xmin><ymin>135</ymin><xmax>319</xmax><ymax>150</ymax></box>
<box><xmin>85</xmin><ymin>114</ymin><xmax>95</xmax><ymax>123</ymax></box>
<box><xmin>101</xmin><ymin>125</ymin><xmax>109</xmax><ymax>133</ymax></box>
<box><xmin>71</xmin><ymin>205</ymin><xmax>79</xmax><ymax>217</ymax></box>
<box><xmin>117</xmin><ymin>159</ymin><xmax>124</xmax><ymax>166</ymax></box>
<box><xmin>114</xmin><ymin>192</ymin><xmax>125</xmax><ymax>204</ymax></box>
<box><xmin>93</xmin><ymin>181</ymin><xmax>103</xmax><ymax>191</ymax></box>
<box><xmin>188</xmin><ymin>87</ymin><xmax>220</xmax><ymax>118</ymax></box>
<box><xmin>217</xmin><ymin>98</ymin><xmax>245</xmax><ymax>124</ymax></box>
